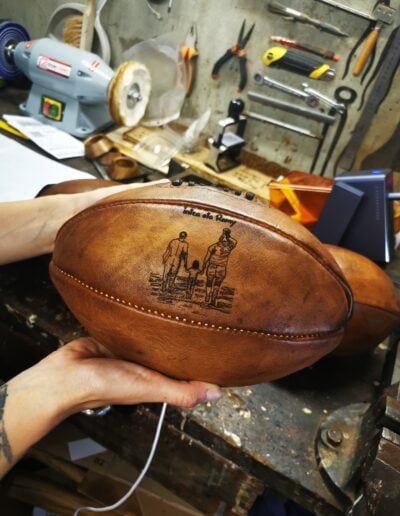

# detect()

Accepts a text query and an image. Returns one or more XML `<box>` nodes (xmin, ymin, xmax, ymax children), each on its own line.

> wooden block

<box><xmin>106</xmin><ymin>126</ymin><xmax>274</xmax><ymax>200</ymax></box>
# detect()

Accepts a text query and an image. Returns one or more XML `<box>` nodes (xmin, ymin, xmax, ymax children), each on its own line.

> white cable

<box><xmin>146</xmin><ymin>0</ymin><xmax>162</xmax><ymax>20</ymax></box>
<box><xmin>73</xmin><ymin>402</ymin><xmax>168</xmax><ymax>515</ymax></box>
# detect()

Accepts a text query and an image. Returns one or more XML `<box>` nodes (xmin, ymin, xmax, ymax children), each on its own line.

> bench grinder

<box><xmin>0</xmin><ymin>21</ymin><xmax>151</xmax><ymax>137</ymax></box>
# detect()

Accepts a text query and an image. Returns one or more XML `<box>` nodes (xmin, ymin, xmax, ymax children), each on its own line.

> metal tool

<box><xmin>263</xmin><ymin>47</ymin><xmax>335</xmax><ymax>80</ymax></box>
<box><xmin>313</xmin><ymin>0</ymin><xmax>378</xmax><ymax>22</ymax></box>
<box><xmin>181</xmin><ymin>23</ymin><xmax>198</xmax><ymax>96</ymax></box>
<box><xmin>205</xmin><ymin>99</ymin><xmax>247</xmax><ymax>172</ymax></box>
<box><xmin>244</xmin><ymin>111</ymin><xmax>319</xmax><ymax>139</ymax></box>
<box><xmin>314</xmin><ymin>0</ymin><xmax>396</xmax><ymax>80</ymax></box>
<box><xmin>336</xmin><ymin>25</ymin><xmax>400</xmax><ymax>173</ymax></box>
<box><xmin>314</xmin><ymin>86</ymin><xmax>357</xmax><ymax>176</ymax></box>
<box><xmin>248</xmin><ymin>91</ymin><xmax>337</xmax><ymax>125</ymax></box>
<box><xmin>267</xmin><ymin>1</ymin><xmax>349</xmax><ymax>37</ymax></box>
<box><xmin>254</xmin><ymin>73</ymin><xmax>316</xmax><ymax>105</ymax></box>
<box><xmin>270</xmin><ymin>36</ymin><xmax>339</xmax><ymax>62</ymax></box>
<box><xmin>211</xmin><ymin>20</ymin><xmax>255</xmax><ymax>92</ymax></box>
<box><xmin>254</xmin><ymin>73</ymin><xmax>342</xmax><ymax>110</ymax></box>
<box><xmin>0</xmin><ymin>22</ymin><xmax>151</xmax><ymax>137</ymax></box>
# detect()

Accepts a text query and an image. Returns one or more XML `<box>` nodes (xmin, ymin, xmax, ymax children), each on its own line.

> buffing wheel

<box><xmin>108</xmin><ymin>61</ymin><xmax>151</xmax><ymax>127</ymax></box>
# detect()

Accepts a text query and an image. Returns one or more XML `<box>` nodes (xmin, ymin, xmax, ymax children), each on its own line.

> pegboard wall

<box><xmin>1</xmin><ymin>0</ymin><xmax>399</xmax><ymax>177</ymax></box>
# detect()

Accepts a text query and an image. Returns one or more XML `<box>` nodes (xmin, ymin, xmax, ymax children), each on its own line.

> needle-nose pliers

<box><xmin>211</xmin><ymin>20</ymin><xmax>255</xmax><ymax>92</ymax></box>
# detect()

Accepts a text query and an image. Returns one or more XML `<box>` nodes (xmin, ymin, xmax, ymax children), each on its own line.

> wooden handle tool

<box><xmin>352</xmin><ymin>22</ymin><xmax>382</xmax><ymax>77</ymax></box>
<box><xmin>80</xmin><ymin>0</ymin><xmax>96</xmax><ymax>51</ymax></box>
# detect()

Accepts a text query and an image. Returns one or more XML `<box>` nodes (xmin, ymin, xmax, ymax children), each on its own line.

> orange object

<box><xmin>268</xmin><ymin>171</ymin><xmax>333</xmax><ymax>230</ymax></box>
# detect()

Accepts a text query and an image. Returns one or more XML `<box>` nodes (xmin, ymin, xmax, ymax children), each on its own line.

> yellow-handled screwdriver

<box><xmin>263</xmin><ymin>47</ymin><xmax>335</xmax><ymax>81</ymax></box>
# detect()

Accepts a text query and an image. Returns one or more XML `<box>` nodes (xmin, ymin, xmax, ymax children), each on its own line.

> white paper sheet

<box><xmin>0</xmin><ymin>133</ymin><xmax>94</xmax><ymax>202</ymax></box>
<box><xmin>4</xmin><ymin>115</ymin><xmax>85</xmax><ymax>159</ymax></box>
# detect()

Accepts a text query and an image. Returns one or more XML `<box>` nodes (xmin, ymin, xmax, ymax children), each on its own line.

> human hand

<box><xmin>36</xmin><ymin>337</ymin><xmax>223</xmax><ymax>416</ymax></box>
<box><xmin>1</xmin><ymin>336</ymin><xmax>222</xmax><ymax>478</ymax></box>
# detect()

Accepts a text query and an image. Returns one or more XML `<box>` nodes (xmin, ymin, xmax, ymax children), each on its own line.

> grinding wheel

<box><xmin>108</xmin><ymin>61</ymin><xmax>151</xmax><ymax>127</ymax></box>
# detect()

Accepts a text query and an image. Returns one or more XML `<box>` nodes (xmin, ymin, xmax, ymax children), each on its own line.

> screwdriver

<box><xmin>263</xmin><ymin>47</ymin><xmax>335</xmax><ymax>80</ymax></box>
<box><xmin>268</xmin><ymin>1</ymin><xmax>349</xmax><ymax>37</ymax></box>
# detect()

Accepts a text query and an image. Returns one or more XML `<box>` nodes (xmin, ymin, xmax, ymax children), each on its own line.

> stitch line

<box><xmin>52</xmin><ymin>264</ymin><xmax>342</xmax><ymax>341</ymax></box>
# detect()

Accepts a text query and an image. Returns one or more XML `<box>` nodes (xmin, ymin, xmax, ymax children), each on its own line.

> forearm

<box><xmin>0</xmin><ymin>366</ymin><xmax>76</xmax><ymax>478</ymax></box>
<box><xmin>0</xmin><ymin>194</ymin><xmax>91</xmax><ymax>264</ymax></box>
<box><xmin>0</xmin><ymin>182</ymin><xmax>164</xmax><ymax>265</ymax></box>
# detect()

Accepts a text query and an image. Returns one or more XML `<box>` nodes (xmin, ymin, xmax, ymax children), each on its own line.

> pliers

<box><xmin>181</xmin><ymin>23</ymin><xmax>198</xmax><ymax>96</ymax></box>
<box><xmin>211</xmin><ymin>20</ymin><xmax>255</xmax><ymax>92</ymax></box>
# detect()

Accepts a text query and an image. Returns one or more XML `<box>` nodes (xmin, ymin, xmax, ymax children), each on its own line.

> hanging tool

<box><xmin>211</xmin><ymin>20</ymin><xmax>255</xmax><ymax>92</ymax></box>
<box><xmin>313</xmin><ymin>0</ymin><xmax>378</xmax><ymax>21</ymax></box>
<box><xmin>254</xmin><ymin>73</ymin><xmax>318</xmax><ymax>106</ymax></box>
<box><xmin>252</xmin><ymin>70</ymin><xmax>356</xmax><ymax>175</ymax></box>
<box><xmin>63</xmin><ymin>0</ymin><xmax>96</xmax><ymax>52</ymax></box>
<box><xmin>46</xmin><ymin>0</ymin><xmax>111</xmax><ymax>64</ymax></box>
<box><xmin>335</xmin><ymin>25</ymin><xmax>400</xmax><ymax>173</ymax></box>
<box><xmin>263</xmin><ymin>47</ymin><xmax>335</xmax><ymax>80</ymax></box>
<box><xmin>314</xmin><ymin>86</ymin><xmax>357</xmax><ymax>176</ymax></box>
<box><xmin>254</xmin><ymin>73</ymin><xmax>342</xmax><ymax>109</ymax></box>
<box><xmin>270</xmin><ymin>36</ymin><xmax>339</xmax><ymax>62</ymax></box>
<box><xmin>267</xmin><ymin>1</ymin><xmax>349</xmax><ymax>37</ymax></box>
<box><xmin>80</xmin><ymin>0</ymin><xmax>96</xmax><ymax>51</ymax></box>
<box><xmin>247</xmin><ymin>91</ymin><xmax>337</xmax><ymax>125</ymax></box>
<box><xmin>351</xmin><ymin>1</ymin><xmax>395</xmax><ymax>78</ymax></box>
<box><xmin>181</xmin><ymin>23</ymin><xmax>198</xmax><ymax>96</ymax></box>
<box><xmin>358</xmin><ymin>25</ymin><xmax>400</xmax><ymax>111</ymax></box>
<box><xmin>244</xmin><ymin>111</ymin><xmax>320</xmax><ymax>139</ymax></box>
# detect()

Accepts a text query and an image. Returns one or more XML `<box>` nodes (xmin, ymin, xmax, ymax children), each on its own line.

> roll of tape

<box><xmin>84</xmin><ymin>134</ymin><xmax>114</xmax><ymax>159</ymax></box>
<box><xmin>98</xmin><ymin>150</ymin><xmax>122</xmax><ymax>167</ymax></box>
<box><xmin>108</xmin><ymin>156</ymin><xmax>139</xmax><ymax>180</ymax></box>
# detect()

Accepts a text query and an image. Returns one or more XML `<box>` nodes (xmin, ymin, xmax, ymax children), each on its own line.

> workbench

<box><xmin>1</xmin><ymin>86</ymin><xmax>400</xmax><ymax>516</ymax></box>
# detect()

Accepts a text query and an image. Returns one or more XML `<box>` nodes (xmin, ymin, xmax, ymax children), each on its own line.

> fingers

<box><xmin>55</xmin><ymin>338</ymin><xmax>223</xmax><ymax>410</ymax></box>
<box><xmin>149</xmin><ymin>377</ymin><xmax>223</xmax><ymax>408</ymax></box>
<box><xmin>77</xmin><ymin>358</ymin><xmax>223</xmax><ymax>410</ymax></box>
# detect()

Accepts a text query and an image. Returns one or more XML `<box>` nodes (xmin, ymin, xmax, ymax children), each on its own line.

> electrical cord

<box><xmin>73</xmin><ymin>402</ymin><xmax>168</xmax><ymax>515</ymax></box>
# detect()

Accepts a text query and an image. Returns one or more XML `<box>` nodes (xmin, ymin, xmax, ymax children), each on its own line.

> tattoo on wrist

<box><xmin>0</xmin><ymin>384</ymin><xmax>13</xmax><ymax>464</ymax></box>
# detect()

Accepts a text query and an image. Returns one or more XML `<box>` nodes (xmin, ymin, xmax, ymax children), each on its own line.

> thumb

<box><xmin>163</xmin><ymin>380</ymin><xmax>223</xmax><ymax>408</ymax></box>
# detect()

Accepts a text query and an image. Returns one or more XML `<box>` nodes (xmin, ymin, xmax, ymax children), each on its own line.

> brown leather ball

<box><xmin>324</xmin><ymin>244</ymin><xmax>400</xmax><ymax>356</ymax></box>
<box><xmin>50</xmin><ymin>183</ymin><xmax>352</xmax><ymax>386</ymax></box>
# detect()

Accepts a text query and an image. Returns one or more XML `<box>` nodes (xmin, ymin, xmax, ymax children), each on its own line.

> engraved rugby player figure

<box><xmin>161</xmin><ymin>231</ymin><xmax>189</xmax><ymax>292</ymax></box>
<box><xmin>201</xmin><ymin>228</ymin><xmax>237</xmax><ymax>307</ymax></box>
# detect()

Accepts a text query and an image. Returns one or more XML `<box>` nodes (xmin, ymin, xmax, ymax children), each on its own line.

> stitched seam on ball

<box><xmin>58</xmin><ymin>199</ymin><xmax>345</xmax><ymax>286</ymax></box>
<box><xmin>53</xmin><ymin>264</ymin><xmax>342</xmax><ymax>340</ymax></box>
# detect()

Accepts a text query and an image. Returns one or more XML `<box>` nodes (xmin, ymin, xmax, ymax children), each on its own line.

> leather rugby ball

<box><xmin>50</xmin><ymin>183</ymin><xmax>352</xmax><ymax>386</ymax></box>
<box><xmin>324</xmin><ymin>244</ymin><xmax>400</xmax><ymax>356</ymax></box>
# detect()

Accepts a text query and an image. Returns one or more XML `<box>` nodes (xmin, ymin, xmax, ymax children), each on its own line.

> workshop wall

<box><xmin>1</xmin><ymin>0</ymin><xmax>400</xmax><ymax>177</ymax></box>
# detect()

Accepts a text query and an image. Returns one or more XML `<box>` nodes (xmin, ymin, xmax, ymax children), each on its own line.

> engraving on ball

<box><xmin>148</xmin><ymin>228</ymin><xmax>237</xmax><ymax>312</ymax></box>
